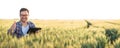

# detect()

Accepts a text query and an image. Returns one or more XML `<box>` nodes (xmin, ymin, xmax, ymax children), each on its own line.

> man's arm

<box><xmin>29</xmin><ymin>21</ymin><xmax>36</xmax><ymax>28</ymax></box>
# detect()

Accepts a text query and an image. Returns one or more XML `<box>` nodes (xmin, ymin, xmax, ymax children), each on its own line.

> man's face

<box><xmin>20</xmin><ymin>11</ymin><xmax>29</xmax><ymax>22</ymax></box>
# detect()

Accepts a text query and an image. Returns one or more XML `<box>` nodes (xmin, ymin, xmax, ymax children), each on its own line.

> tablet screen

<box><xmin>27</xmin><ymin>28</ymin><xmax>41</xmax><ymax>34</ymax></box>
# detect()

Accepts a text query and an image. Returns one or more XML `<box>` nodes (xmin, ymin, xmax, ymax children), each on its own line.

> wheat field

<box><xmin>0</xmin><ymin>19</ymin><xmax>120</xmax><ymax>48</ymax></box>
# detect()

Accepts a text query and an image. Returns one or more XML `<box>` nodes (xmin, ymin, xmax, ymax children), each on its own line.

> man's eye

<box><xmin>21</xmin><ymin>15</ymin><xmax>28</xmax><ymax>16</ymax></box>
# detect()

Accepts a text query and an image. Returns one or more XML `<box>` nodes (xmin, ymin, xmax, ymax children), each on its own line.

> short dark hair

<box><xmin>20</xmin><ymin>8</ymin><xmax>29</xmax><ymax>13</ymax></box>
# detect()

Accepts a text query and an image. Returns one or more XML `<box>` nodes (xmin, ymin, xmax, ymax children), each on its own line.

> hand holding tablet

<box><xmin>27</xmin><ymin>28</ymin><xmax>42</xmax><ymax>34</ymax></box>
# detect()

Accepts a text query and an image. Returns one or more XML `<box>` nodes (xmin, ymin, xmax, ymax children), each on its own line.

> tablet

<box><xmin>27</xmin><ymin>28</ymin><xmax>41</xmax><ymax>34</ymax></box>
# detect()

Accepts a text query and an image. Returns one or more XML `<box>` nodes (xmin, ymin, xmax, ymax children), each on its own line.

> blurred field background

<box><xmin>0</xmin><ymin>19</ymin><xmax>120</xmax><ymax>48</ymax></box>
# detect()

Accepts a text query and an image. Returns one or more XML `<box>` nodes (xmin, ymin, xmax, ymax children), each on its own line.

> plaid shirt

<box><xmin>8</xmin><ymin>21</ymin><xmax>35</xmax><ymax>38</ymax></box>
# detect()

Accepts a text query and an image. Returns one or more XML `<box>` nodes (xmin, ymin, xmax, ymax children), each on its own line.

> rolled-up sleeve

<box><xmin>7</xmin><ymin>28</ymin><xmax>16</xmax><ymax>35</ymax></box>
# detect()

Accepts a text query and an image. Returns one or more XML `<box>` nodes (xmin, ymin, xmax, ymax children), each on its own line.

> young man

<box><xmin>8</xmin><ymin>8</ymin><xmax>35</xmax><ymax>38</ymax></box>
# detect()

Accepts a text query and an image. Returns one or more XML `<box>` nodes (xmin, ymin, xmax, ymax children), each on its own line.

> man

<box><xmin>8</xmin><ymin>8</ymin><xmax>35</xmax><ymax>38</ymax></box>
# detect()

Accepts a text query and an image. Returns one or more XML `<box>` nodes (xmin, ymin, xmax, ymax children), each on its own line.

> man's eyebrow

<box><xmin>20</xmin><ymin>14</ymin><xmax>28</xmax><ymax>15</ymax></box>
<box><xmin>20</xmin><ymin>14</ymin><xmax>28</xmax><ymax>16</ymax></box>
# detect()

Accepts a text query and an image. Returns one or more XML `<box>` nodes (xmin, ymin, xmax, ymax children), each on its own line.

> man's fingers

<box><xmin>11</xmin><ymin>21</ymin><xmax>16</xmax><ymax>30</ymax></box>
<box><xmin>12</xmin><ymin>21</ymin><xmax>16</xmax><ymax>27</ymax></box>
<box><xmin>13</xmin><ymin>21</ymin><xmax>16</xmax><ymax>25</ymax></box>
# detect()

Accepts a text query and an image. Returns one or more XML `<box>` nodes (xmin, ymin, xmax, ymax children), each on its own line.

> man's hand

<box><xmin>11</xmin><ymin>21</ymin><xmax>16</xmax><ymax>31</ymax></box>
<box><xmin>8</xmin><ymin>21</ymin><xmax>16</xmax><ymax>34</ymax></box>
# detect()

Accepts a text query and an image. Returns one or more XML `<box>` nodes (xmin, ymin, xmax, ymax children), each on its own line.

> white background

<box><xmin>0</xmin><ymin>0</ymin><xmax>120</xmax><ymax>20</ymax></box>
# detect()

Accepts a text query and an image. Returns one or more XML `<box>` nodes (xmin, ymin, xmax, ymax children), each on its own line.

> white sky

<box><xmin>0</xmin><ymin>0</ymin><xmax>120</xmax><ymax>20</ymax></box>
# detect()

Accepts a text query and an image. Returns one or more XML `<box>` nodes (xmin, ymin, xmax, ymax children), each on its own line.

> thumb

<box><xmin>13</xmin><ymin>21</ymin><xmax>16</xmax><ymax>26</ymax></box>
